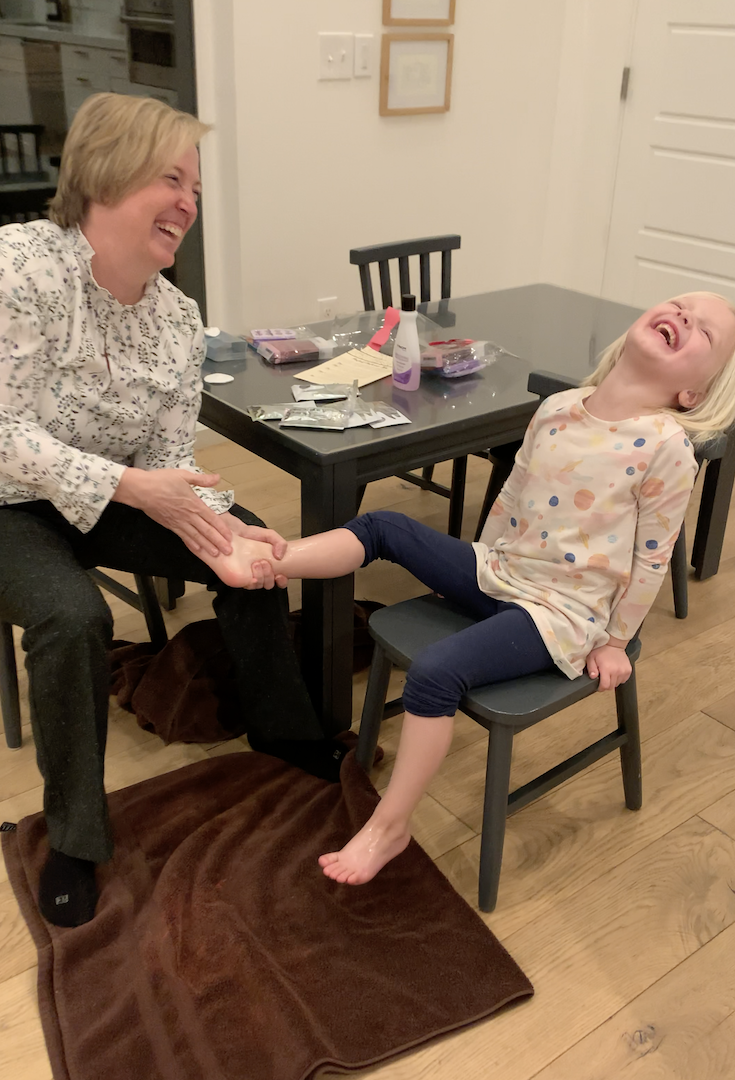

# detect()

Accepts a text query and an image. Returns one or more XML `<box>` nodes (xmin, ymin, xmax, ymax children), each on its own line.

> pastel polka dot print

<box><xmin>474</xmin><ymin>387</ymin><xmax>698</xmax><ymax>680</ymax></box>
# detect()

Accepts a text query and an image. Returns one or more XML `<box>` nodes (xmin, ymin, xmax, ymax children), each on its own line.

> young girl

<box><xmin>209</xmin><ymin>292</ymin><xmax>735</xmax><ymax>886</ymax></box>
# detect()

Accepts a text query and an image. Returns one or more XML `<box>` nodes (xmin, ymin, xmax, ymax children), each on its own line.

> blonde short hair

<box><xmin>583</xmin><ymin>291</ymin><xmax>735</xmax><ymax>447</ymax></box>
<box><xmin>48</xmin><ymin>93</ymin><xmax>211</xmax><ymax>229</ymax></box>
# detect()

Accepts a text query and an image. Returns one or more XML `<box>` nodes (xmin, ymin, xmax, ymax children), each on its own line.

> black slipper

<box><xmin>247</xmin><ymin>736</ymin><xmax>349</xmax><ymax>783</ymax></box>
<box><xmin>38</xmin><ymin>849</ymin><xmax>99</xmax><ymax>927</ymax></box>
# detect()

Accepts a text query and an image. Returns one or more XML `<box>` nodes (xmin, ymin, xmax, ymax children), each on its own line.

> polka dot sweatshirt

<box><xmin>473</xmin><ymin>387</ymin><xmax>698</xmax><ymax>678</ymax></box>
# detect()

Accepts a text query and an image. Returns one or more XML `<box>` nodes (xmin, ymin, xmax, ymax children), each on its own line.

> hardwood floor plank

<box><xmin>699</xmin><ymin>786</ymin><xmax>735</xmax><ymax>840</ymax></box>
<box><xmin>0</xmin><ymin>967</ymin><xmax>52</xmax><ymax>1080</ymax></box>
<box><xmin>703</xmin><ymin>689</ymin><xmax>735</xmax><ymax>731</ymax></box>
<box><xmin>0</xmin><ymin>878</ymin><xmax>36</xmax><ymax>984</ymax></box>
<box><xmin>530</xmin><ymin>919</ymin><xmax>735</xmax><ymax>1080</ymax></box>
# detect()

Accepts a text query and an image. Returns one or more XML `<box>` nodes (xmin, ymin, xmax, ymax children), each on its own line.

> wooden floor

<box><xmin>2</xmin><ymin>441</ymin><xmax>735</xmax><ymax>1080</ymax></box>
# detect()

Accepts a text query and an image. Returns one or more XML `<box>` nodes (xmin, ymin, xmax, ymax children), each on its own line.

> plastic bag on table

<box><xmin>327</xmin><ymin>308</ymin><xmax>445</xmax><ymax>355</ymax></box>
<box><xmin>420</xmin><ymin>340</ymin><xmax>515</xmax><ymax>378</ymax></box>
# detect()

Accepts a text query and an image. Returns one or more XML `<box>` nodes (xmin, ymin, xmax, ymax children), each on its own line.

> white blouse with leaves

<box><xmin>0</xmin><ymin>220</ymin><xmax>233</xmax><ymax>532</ymax></box>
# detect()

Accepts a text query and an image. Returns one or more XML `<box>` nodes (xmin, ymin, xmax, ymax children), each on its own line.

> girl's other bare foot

<box><xmin>318</xmin><ymin>815</ymin><xmax>410</xmax><ymax>885</ymax></box>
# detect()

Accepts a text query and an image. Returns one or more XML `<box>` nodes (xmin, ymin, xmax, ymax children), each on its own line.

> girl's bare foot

<box><xmin>204</xmin><ymin>536</ymin><xmax>276</xmax><ymax>588</ymax></box>
<box><xmin>318</xmin><ymin>815</ymin><xmax>411</xmax><ymax>884</ymax></box>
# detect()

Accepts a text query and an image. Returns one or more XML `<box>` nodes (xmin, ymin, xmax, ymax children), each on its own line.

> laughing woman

<box><xmin>0</xmin><ymin>93</ymin><xmax>343</xmax><ymax>928</ymax></box>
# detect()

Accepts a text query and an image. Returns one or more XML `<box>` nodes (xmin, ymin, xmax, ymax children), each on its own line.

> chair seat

<box><xmin>369</xmin><ymin>593</ymin><xmax>641</xmax><ymax>728</ymax></box>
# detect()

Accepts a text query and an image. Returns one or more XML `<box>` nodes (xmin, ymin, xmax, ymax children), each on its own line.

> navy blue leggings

<box><xmin>342</xmin><ymin>511</ymin><xmax>555</xmax><ymax>717</ymax></box>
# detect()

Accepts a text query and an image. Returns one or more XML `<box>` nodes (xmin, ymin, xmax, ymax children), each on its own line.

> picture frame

<box><xmin>383</xmin><ymin>0</ymin><xmax>456</xmax><ymax>27</ymax></box>
<box><xmin>379</xmin><ymin>34</ymin><xmax>454</xmax><ymax>116</ymax></box>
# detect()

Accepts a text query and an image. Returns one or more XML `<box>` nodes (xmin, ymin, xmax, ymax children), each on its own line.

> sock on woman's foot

<box><xmin>38</xmin><ymin>849</ymin><xmax>98</xmax><ymax>927</ymax></box>
<box><xmin>247</xmin><ymin>735</ymin><xmax>349</xmax><ymax>783</ymax></box>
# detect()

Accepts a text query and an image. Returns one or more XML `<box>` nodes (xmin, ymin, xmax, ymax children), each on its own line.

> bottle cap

<box><xmin>401</xmin><ymin>294</ymin><xmax>416</xmax><ymax>312</ymax></box>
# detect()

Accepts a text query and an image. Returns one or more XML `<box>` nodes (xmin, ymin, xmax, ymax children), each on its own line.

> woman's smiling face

<box><xmin>623</xmin><ymin>293</ymin><xmax>735</xmax><ymax>407</ymax></box>
<box><xmin>102</xmin><ymin>143</ymin><xmax>201</xmax><ymax>274</ymax></box>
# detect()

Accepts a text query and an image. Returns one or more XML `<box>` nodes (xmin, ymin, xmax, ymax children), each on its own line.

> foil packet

<box><xmin>246</xmin><ymin>402</ymin><xmax>314</xmax><ymax>422</ymax></box>
<box><xmin>279</xmin><ymin>406</ymin><xmax>348</xmax><ymax>430</ymax></box>
<box><xmin>291</xmin><ymin>383</ymin><xmax>357</xmax><ymax>402</ymax></box>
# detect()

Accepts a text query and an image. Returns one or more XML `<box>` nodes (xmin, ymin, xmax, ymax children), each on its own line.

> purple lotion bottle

<box><xmin>392</xmin><ymin>294</ymin><xmax>421</xmax><ymax>391</ymax></box>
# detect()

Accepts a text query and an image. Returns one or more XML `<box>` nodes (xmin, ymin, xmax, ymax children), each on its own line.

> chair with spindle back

<box><xmin>349</xmin><ymin>235</ymin><xmax>518</xmax><ymax>536</ymax></box>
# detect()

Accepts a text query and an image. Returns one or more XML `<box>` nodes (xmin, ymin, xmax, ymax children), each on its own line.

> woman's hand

<box><xmin>112</xmin><ymin>467</ymin><xmax>233</xmax><ymax>557</ymax></box>
<box><xmin>586</xmin><ymin>643</ymin><xmax>632</xmax><ymax>692</ymax></box>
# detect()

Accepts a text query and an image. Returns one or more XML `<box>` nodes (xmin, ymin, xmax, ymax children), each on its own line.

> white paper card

<box><xmin>296</xmin><ymin>347</ymin><xmax>393</xmax><ymax>388</ymax></box>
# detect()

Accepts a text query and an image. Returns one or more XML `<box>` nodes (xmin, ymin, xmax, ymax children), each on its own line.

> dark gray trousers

<box><xmin>0</xmin><ymin>500</ymin><xmax>324</xmax><ymax>863</ymax></box>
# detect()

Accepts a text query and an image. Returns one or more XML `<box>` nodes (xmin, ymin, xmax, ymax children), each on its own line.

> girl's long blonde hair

<box><xmin>582</xmin><ymin>291</ymin><xmax>735</xmax><ymax>447</ymax></box>
<box><xmin>48</xmin><ymin>93</ymin><xmax>210</xmax><ymax>229</ymax></box>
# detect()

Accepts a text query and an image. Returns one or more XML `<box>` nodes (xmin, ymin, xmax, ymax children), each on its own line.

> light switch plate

<box><xmin>318</xmin><ymin>32</ymin><xmax>354</xmax><ymax>80</ymax></box>
<box><xmin>354</xmin><ymin>33</ymin><xmax>374</xmax><ymax>78</ymax></box>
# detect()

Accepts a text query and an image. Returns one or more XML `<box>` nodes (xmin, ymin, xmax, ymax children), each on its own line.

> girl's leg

<box><xmin>206</xmin><ymin>511</ymin><xmax>492</xmax><ymax>619</ymax></box>
<box><xmin>200</xmin><ymin>527</ymin><xmax>366</xmax><ymax>589</ymax></box>
<box><xmin>319</xmin><ymin>711</ymin><xmax>454</xmax><ymax>884</ymax></box>
<box><xmin>319</xmin><ymin>604</ymin><xmax>554</xmax><ymax>883</ymax></box>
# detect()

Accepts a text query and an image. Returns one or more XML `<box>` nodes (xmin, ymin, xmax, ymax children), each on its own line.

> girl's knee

<box><xmin>344</xmin><ymin>510</ymin><xmax>412</xmax><ymax>565</ymax></box>
<box><xmin>403</xmin><ymin>649</ymin><xmax>462</xmax><ymax>717</ymax></box>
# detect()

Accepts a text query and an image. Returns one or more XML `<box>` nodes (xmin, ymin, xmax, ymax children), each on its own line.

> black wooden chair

<box><xmin>349</xmin><ymin>235</ymin><xmax>520</xmax><ymax>537</ymax></box>
<box><xmin>355</xmin><ymin>593</ymin><xmax>642</xmax><ymax>912</ymax></box>
<box><xmin>0</xmin><ymin>571</ymin><xmax>168</xmax><ymax>751</ymax></box>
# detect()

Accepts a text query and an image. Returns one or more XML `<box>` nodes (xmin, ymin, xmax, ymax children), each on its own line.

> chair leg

<box><xmin>421</xmin><ymin>465</ymin><xmax>434</xmax><ymax>483</ymax></box>
<box><xmin>671</xmin><ymin>523</ymin><xmax>688</xmax><ymax>619</ymax></box>
<box><xmin>134</xmin><ymin>575</ymin><xmax>169</xmax><ymax>652</ymax></box>
<box><xmin>616</xmin><ymin>665</ymin><xmax>642</xmax><ymax>811</ymax></box>
<box><xmin>0</xmin><ymin>622</ymin><xmax>22</xmax><ymax>750</ymax></box>
<box><xmin>356</xmin><ymin>644</ymin><xmax>393</xmax><ymax>771</ymax></box>
<box><xmin>153</xmin><ymin>577</ymin><xmax>185</xmax><ymax>611</ymax></box>
<box><xmin>477</xmin><ymin>724</ymin><xmax>514</xmax><ymax>913</ymax></box>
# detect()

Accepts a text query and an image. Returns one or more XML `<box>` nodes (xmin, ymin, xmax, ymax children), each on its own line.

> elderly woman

<box><xmin>0</xmin><ymin>94</ymin><xmax>346</xmax><ymax>928</ymax></box>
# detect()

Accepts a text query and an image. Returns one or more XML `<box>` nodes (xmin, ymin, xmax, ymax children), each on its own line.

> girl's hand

<box><xmin>112</xmin><ymin>467</ymin><xmax>233</xmax><ymax>558</ymax></box>
<box><xmin>586</xmin><ymin>644</ymin><xmax>632</xmax><ymax>692</ymax></box>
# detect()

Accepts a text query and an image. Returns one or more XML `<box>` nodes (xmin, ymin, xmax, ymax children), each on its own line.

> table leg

<box><xmin>448</xmin><ymin>455</ymin><xmax>468</xmax><ymax>538</ymax></box>
<box><xmin>692</xmin><ymin>434</ymin><xmax>735</xmax><ymax>580</ymax></box>
<box><xmin>299</xmin><ymin>461</ymin><xmax>359</xmax><ymax>734</ymax></box>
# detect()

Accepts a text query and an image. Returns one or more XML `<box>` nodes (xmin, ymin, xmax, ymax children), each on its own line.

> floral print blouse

<box><xmin>0</xmin><ymin>219</ymin><xmax>232</xmax><ymax>531</ymax></box>
<box><xmin>474</xmin><ymin>387</ymin><xmax>698</xmax><ymax>678</ymax></box>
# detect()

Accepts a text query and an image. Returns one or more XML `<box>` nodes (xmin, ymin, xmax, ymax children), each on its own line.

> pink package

<box><xmin>258</xmin><ymin>339</ymin><xmax>321</xmax><ymax>364</ymax></box>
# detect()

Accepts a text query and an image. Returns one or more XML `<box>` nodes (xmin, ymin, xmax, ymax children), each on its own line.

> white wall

<box><xmin>194</xmin><ymin>0</ymin><xmax>638</xmax><ymax>332</ymax></box>
<box><xmin>194</xmin><ymin>0</ymin><xmax>567</xmax><ymax>331</ymax></box>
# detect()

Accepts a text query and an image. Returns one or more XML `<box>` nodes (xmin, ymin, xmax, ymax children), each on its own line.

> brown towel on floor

<box><xmin>110</xmin><ymin>620</ymin><xmax>242</xmax><ymax>744</ymax></box>
<box><xmin>110</xmin><ymin>602</ymin><xmax>386</xmax><ymax>745</ymax></box>
<box><xmin>3</xmin><ymin>751</ymin><xmax>533</xmax><ymax>1080</ymax></box>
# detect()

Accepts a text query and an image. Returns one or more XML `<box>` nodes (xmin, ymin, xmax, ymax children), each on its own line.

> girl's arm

<box><xmin>476</xmin><ymin>405</ymin><xmax>540</xmax><ymax>549</ymax></box>
<box><xmin>607</xmin><ymin>429</ymin><xmax>698</xmax><ymax>641</ymax></box>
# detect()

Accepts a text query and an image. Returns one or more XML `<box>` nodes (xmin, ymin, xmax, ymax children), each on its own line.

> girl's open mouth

<box><xmin>653</xmin><ymin>320</ymin><xmax>679</xmax><ymax>349</ymax></box>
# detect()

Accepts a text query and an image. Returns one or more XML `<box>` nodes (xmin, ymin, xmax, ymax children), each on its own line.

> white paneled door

<box><xmin>603</xmin><ymin>0</ymin><xmax>735</xmax><ymax>307</ymax></box>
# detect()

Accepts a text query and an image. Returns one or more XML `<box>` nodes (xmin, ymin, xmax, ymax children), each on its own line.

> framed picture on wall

<box><xmin>383</xmin><ymin>0</ymin><xmax>456</xmax><ymax>26</ymax></box>
<box><xmin>379</xmin><ymin>33</ymin><xmax>454</xmax><ymax>116</ymax></box>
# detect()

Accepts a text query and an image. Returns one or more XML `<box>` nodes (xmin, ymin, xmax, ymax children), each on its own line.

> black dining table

<box><xmin>199</xmin><ymin>283</ymin><xmax>732</xmax><ymax>731</ymax></box>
